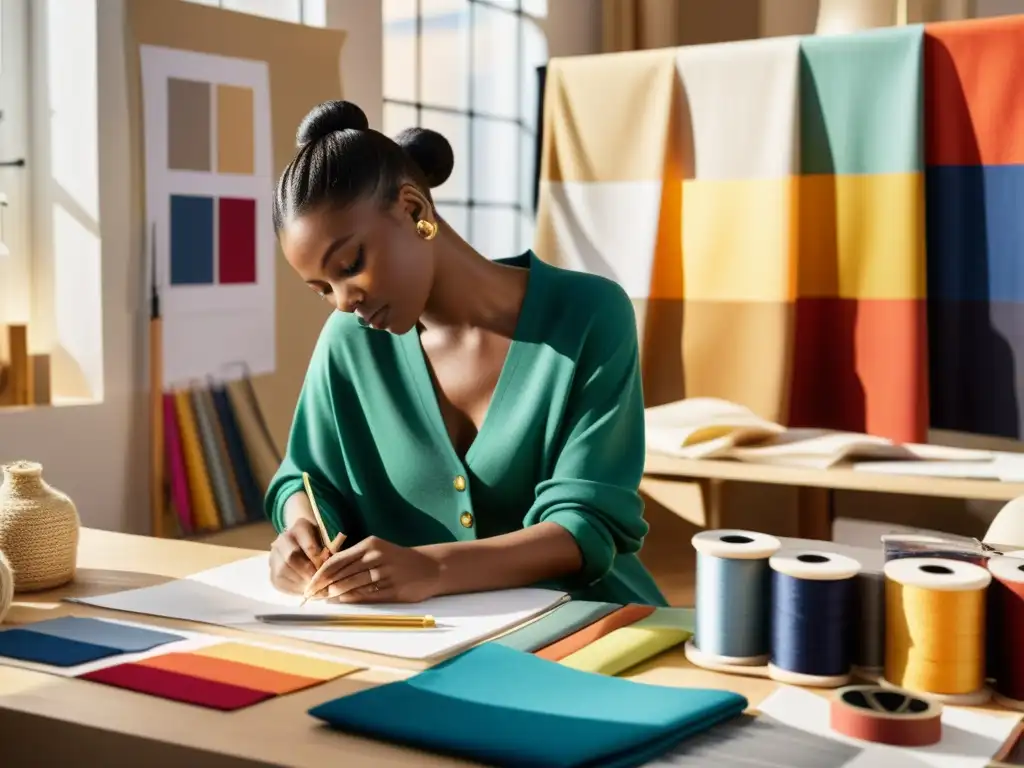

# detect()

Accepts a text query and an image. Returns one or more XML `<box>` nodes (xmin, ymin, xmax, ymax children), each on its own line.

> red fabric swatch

<box><xmin>81</xmin><ymin>662</ymin><xmax>272</xmax><ymax>710</ymax></box>
<box><xmin>534</xmin><ymin>604</ymin><xmax>656</xmax><ymax>661</ymax></box>
<box><xmin>218</xmin><ymin>197</ymin><xmax>257</xmax><ymax>284</ymax></box>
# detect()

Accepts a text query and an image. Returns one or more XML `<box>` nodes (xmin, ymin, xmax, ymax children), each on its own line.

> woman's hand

<box><xmin>305</xmin><ymin>536</ymin><xmax>442</xmax><ymax>604</ymax></box>
<box><xmin>269</xmin><ymin>518</ymin><xmax>330</xmax><ymax>595</ymax></box>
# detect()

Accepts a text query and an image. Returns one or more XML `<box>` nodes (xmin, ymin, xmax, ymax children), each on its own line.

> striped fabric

<box><xmin>925</xmin><ymin>15</ymin><xmax>1024</xmax><ymax>439</ymax></box>
<box><xmin>536</xmin><ymin>27</ymin><xmax>940</xmax><ymax>442</ymax></box>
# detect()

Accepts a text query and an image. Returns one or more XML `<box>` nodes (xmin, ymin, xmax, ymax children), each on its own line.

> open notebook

<box><xmin>645</xmin><ymin>398</ymin><xmax>992</xmax><ymax>470</ymax></box>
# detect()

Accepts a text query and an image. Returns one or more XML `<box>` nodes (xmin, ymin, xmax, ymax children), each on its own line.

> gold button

<box><xmin>453</xmin><ymin>475</ymin><xmax>467</xmax><ymax>492</ymax></box>
<box><xmin>459</xmin><ymin>511</ymin><xmax>474</xmax><ymax>528</ymax></box>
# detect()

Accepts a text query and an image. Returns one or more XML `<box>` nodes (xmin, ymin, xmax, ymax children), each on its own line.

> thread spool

<box><xmin>767</xmin><ymin>550</ymin><xmax>860</xmax><ymax>687</ymax></box>
<box><xmin>829</xmin><ymin>685</ymin><xmax>942</xmax><ymax>747</ymax></box>
<box><xmin>0</xmin><ymin>550</ymin><xmax>12</xmax><ymax>623</ymax></box>
<box><xmin>685</xmin><ymin>530</ymin><xmax>780</xmax><ymax>669</ymax></box>
<box><xmin>987</xmin><ymin>555</ymin><xmax>1024</xmax><ymax>711</ymax></box>
<box><xmin>853</xmin><ymin>570</ymin><xmax>885</xmax><ymax>676</ymax></box>
<box><xmin>883</xmin><ymin>557</ymin><xmax>991</xmax><ymax>705</ymax></box>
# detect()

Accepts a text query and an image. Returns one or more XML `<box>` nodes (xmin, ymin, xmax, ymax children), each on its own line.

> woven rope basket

<box><xmin>0</xmin><ymin>461</ymin><xmax>79</xmax><ymax>592</ymax></box>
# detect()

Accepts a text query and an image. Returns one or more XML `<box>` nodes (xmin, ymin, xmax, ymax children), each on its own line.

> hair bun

<box><xmin>296</xmin><ymin>101</ymin><xmax>369</xmax><ymax>147</ymax></box>
<box><xmin>395</xmin><ymin>127</ymin><xmax>454</xmax><ymax>189</ymax></box>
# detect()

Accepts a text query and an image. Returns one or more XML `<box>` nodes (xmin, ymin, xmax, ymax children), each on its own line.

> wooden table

<box><xmin>642</xmin><ymin>453</ymin><xmax>1024</xmax><ymax>542</ymax></box>
<box><xmin>0</xmin><ymin>529</ymin><xmax>1014</xmax><ymax>767</ymax></box>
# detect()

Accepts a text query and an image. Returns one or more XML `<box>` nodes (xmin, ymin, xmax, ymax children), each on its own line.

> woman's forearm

<box><xmin>418</xmin><ymin>522</ymin><xmax>584</xmax><ymax>596</ymax></box>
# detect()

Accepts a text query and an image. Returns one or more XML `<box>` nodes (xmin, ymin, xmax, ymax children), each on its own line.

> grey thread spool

<box><xmin>690</xmin><ymin>529</ymin><xmax>781</xmax><ymax>665</ymax></box>
<box><xmin>855</xmin><ymin>570</ymin><xmax>886</xmax><ymax>672</ymax></box>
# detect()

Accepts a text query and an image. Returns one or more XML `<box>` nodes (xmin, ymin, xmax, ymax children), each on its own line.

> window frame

<box><xmin>384</xmin><ymin>0</ymin><xmax>533</xmax><ymax>253</ymax></box>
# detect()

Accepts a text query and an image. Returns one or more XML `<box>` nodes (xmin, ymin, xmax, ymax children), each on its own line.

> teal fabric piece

<box><xmin>308</xmin><ymin>643</ymin><xmax>747</xmax><ymax>768</ymax></box>
<box><xmin>493</xmin><ymin>601</ymin><xmax>620</xmax><ymax>652</ymax></box>
<box><xmin>800</xmin><ymin>25</ymin><xmax>924</xmax><ymax>175</ymax></box>
<box><xmin>632</xmin><ymin>606</ymin><xmax>695</xmax><ymax>631</ymax></box>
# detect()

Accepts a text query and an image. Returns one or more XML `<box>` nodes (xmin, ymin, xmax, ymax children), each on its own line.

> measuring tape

<box><xmin>829</xmin><ymin>685</ymin><xmax>942</xmax><ymax>747</ymax></box>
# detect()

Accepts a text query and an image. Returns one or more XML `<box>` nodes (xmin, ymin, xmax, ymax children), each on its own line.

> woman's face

<box><xmin>279</xmin><ymin>186</ymin><xmax>436</xmax><ymax>335</ymax></box>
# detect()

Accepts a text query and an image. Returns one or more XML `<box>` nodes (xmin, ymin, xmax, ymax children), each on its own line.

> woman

<box><xmin>266</xmin><ymin>100</ymin><xmax>666</xmax><ymax>607</ymax></box>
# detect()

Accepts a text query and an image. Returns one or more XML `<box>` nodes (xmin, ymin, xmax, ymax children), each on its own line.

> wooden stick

<box><xmin>148</xmin><ymin>223</ymin><xmax>165</xmax><ymax>538</ymax></box>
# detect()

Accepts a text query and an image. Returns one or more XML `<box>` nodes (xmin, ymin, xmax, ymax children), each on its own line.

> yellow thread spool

<box><xmin>883</xmin><ymin>557</ymin><xmax>991</xmax><ymax>699</ymax></box>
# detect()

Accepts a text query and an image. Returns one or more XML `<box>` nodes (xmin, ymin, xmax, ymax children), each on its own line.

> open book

<box><xmin>644</xmin><ymin>398</ymin><xmax>993</xmax><ymax>470</ymax></box>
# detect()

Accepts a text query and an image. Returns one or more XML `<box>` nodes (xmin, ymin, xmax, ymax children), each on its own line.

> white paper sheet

<box><xmin>139</xmin><ymin>44</ymin><xmax>276</xmax><ymax>385</ymax></box>
<box><xmin>69</xmin><ymin>555</ymin><xmax>568</xmax><ymax>661</ymax></box>
<box><xmin>756</xmin><ymin>686</ymin><xmax>1021</xmax><ymax>768</ymax></box>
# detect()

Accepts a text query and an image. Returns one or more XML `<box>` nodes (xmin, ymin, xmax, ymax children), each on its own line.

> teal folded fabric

<box><xmin>493</xmin><ymin>600</ymin><xmax>620</xmax><ymax>652</ymax></box>
<box><xmin>308</xmin><ymin>643</ymin><xmax>747</xmax><ymax>768</ymax></box>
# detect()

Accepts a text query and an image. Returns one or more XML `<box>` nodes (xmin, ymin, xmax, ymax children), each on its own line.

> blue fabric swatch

<box><xmin>0</xmin><ymin>629</ymin><xmax>122</xmax><ymax>667</ymax></box>
<box><xmin>170</xmin><ymin>194</ymin><xmax>214</xmax><ymax>285</ymax></box>
<box><xmin>24</xmin><ymin>617</ymin><xmax>183</xmax><ymax>653</ymax></box>
<box><xmin>308</xmin><ymin>643</ymin><xmax>747</xmax><ymax>768</ymax></box>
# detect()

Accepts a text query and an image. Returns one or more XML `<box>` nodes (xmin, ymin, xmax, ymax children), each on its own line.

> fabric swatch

<box><xmin>559</xmin><ymin>626</ymin><xmax>691</xmax><ymax>676</ymax></box>
<box><xmin>81</xmin><ymin>662</ymin><xmax>272</xmax><ymax>711</ymax></box>
<box><xmin>309</xmin><ymin>643</ymin><xmax>748</xmax><ymax>768</ymax></box>
<box><xmin>138</xmin><ymin>651</ymin><xmax>321</xmax><ymax>695</ymax></box>
<box><xmin>493</xmin><ymin>600</ymin><xmax>620</xmax><ymax>652</ymax></box>
<box><xmin>193</xmin><ymin>642</ymin><xmax>359</xmax><ymax>681</ymax></box>
<box><xmin>24</xmin><ymin>617</ymin><xmax>183</xmax><ymax>653</ymax></box>
<box><xmin>0</xmin><ymin>629</ymin><xmax>122</xmax><ymax>667</ymax></box>
<box><xmin>631</xmin><ymin>606</ymin><xmax>695</xmax><ymax>632</ymax></box>
<box><xmin>535</xmin><ymin>604</ymin><xmax>655</xmax><ymax>661</ymax></box>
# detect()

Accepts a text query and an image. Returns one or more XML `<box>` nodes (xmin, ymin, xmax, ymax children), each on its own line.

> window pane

<box><xmin>521</xmin><ymin>19</ymin><xmax>548</xmax><ymax>130</ymax></box>
<box><xmin>471</xmin><ymin>207</ymin><xmax>518</xmax><ymax>260</ymax></box>
<box><xmin>519</xmin><ymin>211</ymin><xmax>536</xmax><ymax>255</ymax></box>
<box><xmin>473</xmin><ymin>117</ymin><xmax>518</xmax><ymax>205</ymax></box>
<box><xmin>383</xmin><ymin>0</ymin><xmax>417</xmax><ymax>102</ymax></box>
<box><xmin>421</xmin><ymin>0</ymin><xmax>469</xmax><ymax>110</ymax></box>
<box><xmin>520</xmin><ymin>126</ymin><xmax>537</xmax><ymax>212</ymax></box>
<box><xmin>436</xmin><ymin>203</ymin><xmax>469</xmax><ymax>239</ymax></box>
<box><xmin>483</xmin><ymin>0</ymin><xmax>519</xmax><ymax>9</ymax></box>
<box><xmin>472</xmin><ymin>1</ymin><xmax>518</xmax><ymax>118</ymax></box>
<box><xmin>221</xmin><ymin>0</ymin><xmax>302</xmax><ymax>23</ymax></box>
<box><xmin>522</xmin><ymin>0</ymin><xmax>547</xmax><ymax>17</ymax></box>
<box><xmin>421</xmin><ymin>108</ymin><xmax>469</xmax><ymax>201</ymax></box>
<box><xmin>301</xmin><ymin>0</ymin><xmax>326</xmax><ymax>25</ymax></box>
<box><xmin>383</xmin><ymin>102</ymin><xmax>418</xmax><ymax>138</ymax></box>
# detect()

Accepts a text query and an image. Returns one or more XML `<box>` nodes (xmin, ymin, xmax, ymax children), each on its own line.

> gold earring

<box><xmin>416</xmin><ymin>219</ymin><xmax>438</xmax><ymax>241</ymax></box>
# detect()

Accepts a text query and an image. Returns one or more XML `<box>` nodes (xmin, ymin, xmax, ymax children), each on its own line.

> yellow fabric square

<box><xmin>542</xmin><ymin>49</ymin><xmax>677</xmax><ymax>182</ymax></box>
<box><xmin>797</xmin><ymin>172</ymin><xmax>925</xmax><ymax>299</ymax></box>
<box><xmin>216</xmin><ymin>84</ymin><xmax>255</xmax><ymax>175</ymax></box>
<box><xmin>558</xmin><ymin>626</ymin><xmax>691</xmax><ymax>676</ymax></box>
<box><xmin>194</xmin><ymin>642</ymin><xmax>360</xmax><ymax>681</ymax></box>
<box><xmin>682</xmin><ymin>177</ymin><xmax>798</xmax><ymax>302</ymax></box>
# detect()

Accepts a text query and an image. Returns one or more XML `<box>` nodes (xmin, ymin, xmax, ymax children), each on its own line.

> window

<box><xmin>183</xmin><ymin>0</ymin><xmax>326</xmax><ymax>26</ymax></box>
<box><xmin>383</xmin><ymin>0</ymin><xmax>548</xmax><ymax>259</ymax></box>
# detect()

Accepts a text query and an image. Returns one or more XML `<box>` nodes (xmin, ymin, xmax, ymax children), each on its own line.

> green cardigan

<box><xmin>265</xmin><ymin>251</ymin><xmax>666</xmax><ymax>606</ymax></box>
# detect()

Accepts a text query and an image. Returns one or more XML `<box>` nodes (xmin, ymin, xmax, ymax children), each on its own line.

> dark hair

<box><xmin>272</xmin><ymin>100</ymin><xmax>454</xmax><ymax>231</ymax></box>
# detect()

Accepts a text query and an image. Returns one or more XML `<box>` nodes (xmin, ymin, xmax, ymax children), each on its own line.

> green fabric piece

<box><xmin>800</xmin><ymin>25</ymin><xmax>924</xmax><ymax>174</ymax></box>
<box><xmin>631</xmin><ymin>606</ymin><xmax>695</xmax><ymax>632</ymax></box>
<box><xmin>265</xmin><ymin>251</ymin><xmax>666</xmax><ymax>607</ymax></box>
<box><xmin>308</xmin><ymin>643</ymin><xmax>748</xmax><ymax>768</ymax></box>
<box><xmin>494</xmin><ymin>601</ymin><xmax>620</xmax><ymax>652</ymax></box>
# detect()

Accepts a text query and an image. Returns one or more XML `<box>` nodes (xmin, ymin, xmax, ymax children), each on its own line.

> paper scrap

<box><xmin>756</xmin><ymin>685</ymin><xmax>1021</xmax><ymax>768</ymax></box>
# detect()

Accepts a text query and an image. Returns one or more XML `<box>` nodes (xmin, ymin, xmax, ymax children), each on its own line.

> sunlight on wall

<box><xmin>39</xmin><ymin>0</ymin><xmax>103</xmax><ymax>402</ymax></box>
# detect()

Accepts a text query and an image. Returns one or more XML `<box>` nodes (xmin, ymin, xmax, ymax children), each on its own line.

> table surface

<box><xmin>644</xmin><ymin>452</ymin><xmax>1024</xmax><ymax>501</ymax></box>
<box><xmin>0</xmin><ymin>529</ymin><xmax>1013</xmax><ymax>767</ymax></box>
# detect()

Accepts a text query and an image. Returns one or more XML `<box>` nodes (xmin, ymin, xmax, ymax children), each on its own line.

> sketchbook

<box><xmin>645</xmin><ymin>399</ymin><xmax>992</xmax><ymax>469</ymax></box>
<box><xmin>68</xmin><ymin>555</ymin><xmax>568</xmax><ymax>662</ymax></box>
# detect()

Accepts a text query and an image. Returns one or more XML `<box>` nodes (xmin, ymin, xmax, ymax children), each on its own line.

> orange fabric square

<box><xmin>925</xmin><ymin>16</ymin><xmax>1024</xmax><ymax>166</ymax></box>
<box><xmin>137</xmin><ymin>651</ymin><xmax>321</xmax><ymax>695</ymax></box>
<box><xmin>534</xmin><ymin>604</ymin><xmax>655</xmax><ymax>662</ymax></box>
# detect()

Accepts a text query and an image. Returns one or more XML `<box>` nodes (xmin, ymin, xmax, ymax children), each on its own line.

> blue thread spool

<box><xmin>688</xmin><ymin>529</ymin><xmax>781</xmax><ymax>666</ymax></box>
<box><xmin>768</xmin><ymin>550</ymin><xmax>861</xmax><ymax>687</ymax></box>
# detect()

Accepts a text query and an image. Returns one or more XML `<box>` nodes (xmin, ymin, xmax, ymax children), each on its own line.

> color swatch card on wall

<box><xmin>140</xmin><ymin>44</ymin><xmax>275</xmax><ymax>386</ymax></box>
